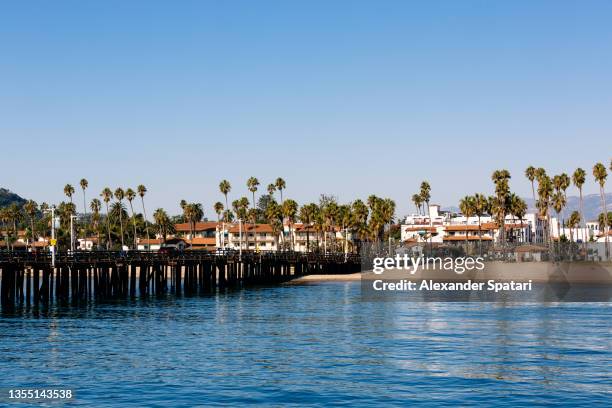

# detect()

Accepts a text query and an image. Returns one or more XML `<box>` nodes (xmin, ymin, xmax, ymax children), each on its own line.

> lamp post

<box><xmin>44</xmin><ymin>205</ymin><xmax>56</xmax><ymax>267</ymax></box>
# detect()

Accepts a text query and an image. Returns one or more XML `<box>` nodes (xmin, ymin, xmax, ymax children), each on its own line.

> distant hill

<box><xmin>441</xmin><ymin>193</ymin><xmax>611</xmax><ymax>222</ymax></box>
<box><xmin>524</xmin><ymin>193</ymin><xmax>612</xmax><ymax>222</ymax></box>
<box><xmin>0</xmin><ymin>188</ymin><xmax>27</xmax><ymax>208</ymax></box>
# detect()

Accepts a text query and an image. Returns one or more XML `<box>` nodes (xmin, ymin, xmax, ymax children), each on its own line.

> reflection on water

<box><xmin>0</xmin><ymin>282</ymin><xmax>610</xmax><ymax>407</ymax></box>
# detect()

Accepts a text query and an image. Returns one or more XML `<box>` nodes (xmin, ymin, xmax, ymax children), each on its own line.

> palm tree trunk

<box><xmin>141</xmin><ymin>197</ymin><xmax>150</xmax><ymax>244</ymax></box>
<box><xmin>119</xmin><ymin>210</ymin><xmax>125</xmax><ymax>249</ymax></box>
<box><xmin>105</xmin><ymin>203</ymin><xmax>112</xmax><ymax>249</ymax></box>
<box><xmin>129</xmin><ymin>202</ymin><xmax>137</xmax><ymax>249</ymax></box>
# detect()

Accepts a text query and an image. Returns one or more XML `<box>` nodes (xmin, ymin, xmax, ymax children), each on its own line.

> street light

<box><xmin>43</xmin><ymin>205</ymin><xmax>56</xmax><ymax>267</ymax></box>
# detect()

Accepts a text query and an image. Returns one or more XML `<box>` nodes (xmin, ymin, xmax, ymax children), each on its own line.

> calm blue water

<box><xmin>0</xmin><ymin>282</ymin><xmax>610</xmax><ymax>407</ymax></box>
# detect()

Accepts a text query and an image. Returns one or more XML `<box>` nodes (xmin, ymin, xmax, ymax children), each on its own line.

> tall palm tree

<box><xmin>419</xmin><ymin>182</ymin><xmax>431</xmax><ymax>225</ymax></box>
<box><xmin>247</xmin><ymin>177</ymin><xmax>260</xmax><ymax>244</ymax></box>
<box><xmin>351</xmin><ymin>199</ymin><xmax>369</xmax><ymax>253</ymax></box>
<box><xmin>411</xmin><ymin>194</ymin><xmax>423</xmax><ymax>215</ymax></box>
<box><xmin>101</xmin><ymin>187</ymin><xmax>113</xmax><ymax>249</ymax></box>
<box><xmin>537</xmin><ymin>175</ymin><xmax>553</xmax><ymax>245</ymax></box>
<box><xmin>282</xmin><ymin>199</ymin><xmax>298</xmax><ymax>251</ymax></box>
<box><xmin>525</xmin><ymin>166</ymin><xmax>536</xmax><ymax>210</ymax></box>
<box><xmin>491</xmin><ymin>169</ymin><xmax>511</xmax><ymax>246</ymax></box>
<box><xmin>80</xmin><ymin>178</ymin><xmax>88</xmax><ymax>238</ymax></box>
<box><xmin>459</xmin><ymin>195</ymin><xmax>475</xmax><ymax>251</ymax></box>
<box><xmin>23</xmin><ymin>200</ymin><xmax>38</xmax><ymax>248</ymax></box>
<box><xmin>593</xmin><ymin>162</ymin><xmax>609</xmax><ymax>256</ymax></box>
<box><xmin>64</xmin><ymin>184</ymin><xmax>75</xmax><ymax>204</ymax></box>
<box><xmin>137</xmin><ymin>185</ymin><xmax>151</xmax><ymax>244</ymax></box>
<box><xmin>114</xmin><ymin>188</ymin><xmax>125</xmax><ymax>249</ymax></box>
<box><xmin>90</xmin><ymin>198</ymin><xmax>102</xmax><ymax>250</ymax></box>
<box><xmin>219</xmin><ymin>180</ymin><xmax>231</xmax><ymax>221</ymax></box>
<box><xmin>572</xmin><ymin>168</ymin><xmax>586</xmax><ymax>243</ymax></box>
<box><xmin>275</xmin><ymin>177</ymin><xmax>286</xmax><ymax>203</ymax></box>
<box><xmin>126</xmin><ymin>188</ymin><xmax>138</xmax><ymax>248</ymax></box>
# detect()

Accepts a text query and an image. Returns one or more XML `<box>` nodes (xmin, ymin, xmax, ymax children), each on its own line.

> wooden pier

<box><xmin>0</xmin><ymin>251</ymin><xmax>361</xmax><ymax>307</ymax></box>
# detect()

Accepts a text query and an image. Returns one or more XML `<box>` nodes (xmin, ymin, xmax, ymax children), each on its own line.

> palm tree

<box><xmin>219</xmin><ymin>180</ymin><xmax>231</xmax><ymax>221</ymax></box>
<box><xmin>214</xmin><ymin>202</ymin><xmax>224</xmax><ymax>223</ymax></box>
<box><xmin>100</xmin><ymin>187</ymin><xmax>113</xmax><ymax>249</ymax></box>
<box><xmin>267</xmin><ymin>183</ymin><xmax>276</xmax><ymax>198</ymax></box>
<box><xmin>126</xmin><ymin>188</ymin><xmax>138</xmax><ymax>248</ymax></box>
<box><xmin>459</xmin><ymin>195</ymin><xmax>475</xmax><ymax>252</ymax></box>
<box><xmin>411</xmin><ymin>194</ymin><xmax>423</xmax><ymax>215</ymax></box>
<box><xmin>64</xmin><ymin>184</ymin><xmax>75</xmax><ymax>204</ymax></box>
<box><xmin>137</xmin><ymin>185</ymin><xmax>151</xmax><ymax>245</ymax></box>
<box><xmin>351</xmin><ymin>199</ymin><xmax>369</xmax><ymax>253</ymax></box>
<box><xmin>525</xmin><ymin>166</ymin><xmax>536</xmax><ymax>209</ymax></box>
<box><xmin>537</xmin><ymin>175</ymin><xmax>553</xmax><ymax>246</ymax></box>
<box><xmin>282</xmin><ymin>199</ymin><xmax>298</xmax><ymax>250</ymax></box>
<box><xmin>572</xmin><ymin>168</ymin><xmax>586</xmax><ymax>243</ymax></box>
<box><xmin>473</xmin><ymin>193</ymin><xmax>488</xmax><ymax>249</ymax></box>
<box><xmin>552</xmin><ymin>191</ymin><xmax>566</xmax><ymax>245</ymax></box>
<box><xmin>90</xmin><ymin>198</ymin><xmax>102</xmax><ymax>250</ymax></box>
<box><xmin>593</xmin><ymin>162</ymin><xmax>609</xmax><ymax>256</ymax></box>
<box><xmin>419</xmin><ymin>181</ymin><xmax>431</xmax><ymax>225</ymax></box>
<box><xmin>79</xmin><ymin>178</ymin><xmax>88</xmax><ymax>238</ymax></box>
<box><xmin>322</xmin><ymin>201</ymin><xmax>339</xmax><ymax>253</ymax></box>
<box><xmin>568</xmin><ymin>211</ymin><xmax>580</xmax><ymax>243</ymax></box>
<box><xmin>23</xmin><ymin>200</ymin><xmax>38</xmax><ymax>248</ymax></box>
<box><xmin>299</xmin><ymin>203</ymin><xmax>317</xmax><ymax>252</ymax></box>
<box><xmin>153</xmin><ymin>208</ymin><xmax>173</xmax><ymax>244</ymax></box>
<box><xmin>511</xmin><ymin>195</ymin><xmax>527</xmax><ymax>243</ymax></box>
<box><xmin>265</xmin><ymin>200</ymin><xmax>283</xmax><ymax>250</ymax></box>
<box><xmin>275</xmin><ymin>177</ymin><xmax>286</xmax><ymax>203</ymax></box>
<box><xmin>114</xmin><ymin>187</ymin><xmax>125</xmax><ymax>249</ymax></box>
<box><xmin>247</xmin><ymin>177</ymin><xmax>260</xmax><ymax>244</ymax></box>
<box><xmin>491</xmin><ymin>169</ymin><xmax>511</xmax><ymax>246</ymax></box>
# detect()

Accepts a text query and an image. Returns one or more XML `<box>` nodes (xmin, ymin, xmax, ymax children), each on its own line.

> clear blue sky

<box><xmin>2</xmin><ymin>1</ymin><xmax>611</xmax><ymax>217</ymax></box>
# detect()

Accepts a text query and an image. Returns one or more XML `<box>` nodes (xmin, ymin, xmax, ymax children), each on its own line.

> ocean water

<box><xmin>0</xmin><ymin>282</ymin><xmax>610</xmax><ymax>407</ymax></box>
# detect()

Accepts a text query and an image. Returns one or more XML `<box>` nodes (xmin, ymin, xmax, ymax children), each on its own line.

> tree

<box><xmin>459</xmin><ymin>195</ymin><xmax>475</xmax><ymax>251</ymax></box>
<box><xmin>473</xmin><ymin>193</ymin><xmax>489</xmax><ymax>251</ymax></box>
<box><xmin>265</xmin><ymin>200</ymin><xmax>283</xmax><ymax>250</ymax></box>
<box><xmin>64</xmin><ymin>184</ymin><xmax>75</xmax><ymax>204</ymax></box>
<box><xmin>247</xmin><ymin>177</ymin><xmax>260</xmax><ymax>245</ymax></box>
<box><xmin>275</xmin><ymin>178</ymin><xmax>286</xmax><ymax>203</ymax></box>
<box><xmin>510</xmin><ymin>195</ymin><xmax>527</xmax><ymax>243</ymax></box>
<box><xmin>419</xmin><ymin>182</ymin><xmax>431</xmax><ymax>226</ymax></box>
<box><xmin>183</xmin><ymin>202</ymin><xmax>204</xmax><ymax>245</ymax></box>
<box><xmin>23</xmin><ymin>200</ymin><xmax>38</xmax><ymax>248</ymax></box>
<box><xmin>219</xmin><ymin>180</ymin><xmax>231</xmax><ymax>222</ymax></box>
<box><xmin>114</xmin><ymin>188</ymin><xmax>125</xmax><ymax>249</ymax></box>
<box><xmin>153</xmin><ymin>208</ymin><xmax>173</xmax><ymax>244</ymax></box>
<box><xmin>525</xmin><ymin>166</ymin><xmax>536</xmax><ymax>209</ymax></box>
<box><xmin>411</xmin><ymin>194</ymin><xmax>422</xmax><ymax>215</ymax></box>
<box><xmin>90</xmin><ymin>198</ymin><xmax>102</xmax><ymax>250</ymax></box>
<box><xmin>593</xmin><ymin>162</ymin><xmax>609</xmax><ymax>256</ymax></box>
<box><xmin>214</xmin><ymin>202</ymin><xmax>224</xmax><ymax>223</ymax></box>
<box><xmin>552</xmin><ymin>191</ymin><xmax>566</xmax><ymax>249</ymax></box>
<box><xmin>267</xmin><ymin>183</ymin><xmax>276</xmax><ymax>198</ymax></box>
<box><xmin>568</xmin><ymin>211</ymin><xmax>581</xmax><ymax>243</ymax></box>
<box><xmin>100</xmin><ymin>187</ymin><xmax>113</xmax><ymax>249</ymax></box>
<box><xmin>126</xmin><ymin>188</ymin><xmax>138</xmax><ymax>248</ymax></box>
<box><xmin>572</xmin><ymin>168</ymin><xmax>586</xmax><ymax>243</ymax></box>
<box><xmin>298</xmin><ymin>203</ymin><xmax>318</xmax><ymax>252</ymax></box>
<box><xmin>80</xmin><ymin>178</ymin><xmax>88</xmax><ymax>238</ymax></box>
<box><xmin>537</xmin><ymin>175</ymin><xmax>553</xmax><ymax>245</ymax></box>
<box><xmin>137</xmin><ymin>185</ymin><xmax>151</xmax><ymax>245</ymax></box>
<box><xmin>282</xmin><ymin>199</ymin><xmax>298</xmax><ymax>250</ymax></box>
<box><xmin>491</xmin><ymin>169</ymin><xmax>511</xmax><ymax>246</ymax></box>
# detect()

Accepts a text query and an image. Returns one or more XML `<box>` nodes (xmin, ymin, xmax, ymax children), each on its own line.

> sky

<box><xmin>1</xmin><ymin>1</ymin><xmax>611</xmax><ymax>218</ymax></box>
